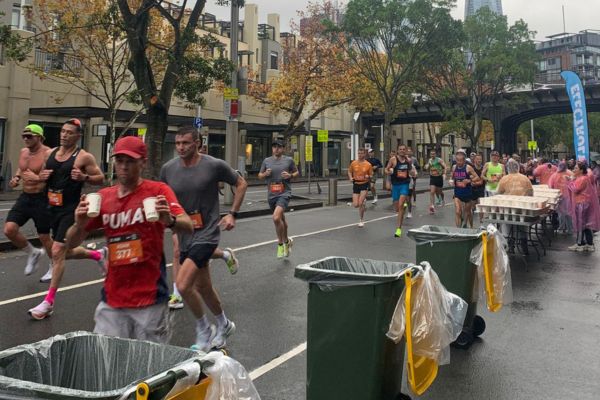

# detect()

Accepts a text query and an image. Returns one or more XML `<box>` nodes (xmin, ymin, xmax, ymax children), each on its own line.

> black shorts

<box><xmin>50</xmin><ymin>206</ymin><xmax>77</xmax><ymax>243</ymax></box>
<box><xmin>472</xmin><ymin>188</ymin><xmax>485</xmax><ymax>201</ymax></box>
<box><xmin>352</xmin><ymin>182</ymin><xmax>370</xmax><ymax>194</ymax></box>
<box><xmin>180</xmin><ymin>243</ymin><xmax>218</xmax><ymax>269</ymax></box>
<box><xmin>454</xmin><ymin>195</ymin><xmax>472</xmax><ymax>203</ymax></box>
<box><xmin>6</xmin><ymin>192</ymin><xmax>52</xmax><ymax>234</ymax></box>
<box><xmin>429</xmin><ymin>176</ymin><xmax>443</xmax><ymax>188</ymax></box>
<box><xmin>268</xmin><ymin>196</ymin><xmax>290</xmax><ymax>212</ymax></box>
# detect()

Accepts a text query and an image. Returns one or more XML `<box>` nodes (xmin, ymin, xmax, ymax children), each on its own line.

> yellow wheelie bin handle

<box><xmin>404</xmin><ymin>269</ymin><xmax>438</xmax><ymax>396</ymax></box>
<box><xmin>482</xmin><ymin>232</ymin><xmax>503</xmax><ymax>312</ymax></box>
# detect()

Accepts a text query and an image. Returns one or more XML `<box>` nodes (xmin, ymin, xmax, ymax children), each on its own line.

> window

<box><xmin>11</xmin><ymin>3</ymin><xmax>21</xmax><ymax>28</ymax></box>
<box><xmin>270</xmin><ymin>51</ymin><xmax>278</xmax><ymax>70</ymax></box>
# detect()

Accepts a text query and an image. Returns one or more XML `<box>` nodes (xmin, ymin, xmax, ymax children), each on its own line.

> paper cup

<box><xmin>143</xmin><ymin>197</ymin><xmax>159</xmax><ymax>222</ymax></box>
<box><xmin>86</xmin><ymin>193</ymin><xmax>102</xmax><ymax>218</ymax></box>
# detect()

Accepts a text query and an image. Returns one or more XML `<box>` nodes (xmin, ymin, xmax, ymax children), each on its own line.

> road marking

<box><xmin>0</xmin><ymin>213</ymin><xmax>397</xmax><ymax>306</ymax></box>
<box><xmin>249</xmin><ymin>342</ymin><xmax>307</xmax><ymax>381</ymax></box>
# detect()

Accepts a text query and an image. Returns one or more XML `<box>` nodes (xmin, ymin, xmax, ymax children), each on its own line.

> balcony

<box><xmin>34</xmin><ymin>49</ymin><xmax>82</xmax><ymax>76</ymax></box>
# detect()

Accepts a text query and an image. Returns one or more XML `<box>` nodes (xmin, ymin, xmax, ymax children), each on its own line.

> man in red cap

<box><xmin>66</xmin><ymin>135</ymin><xmax>193</xmax><ymax>342</ymax></box>
<box><xmin>28</xmin><ymin>118</ymin><xmax>106</xmax><ymax>320</ymax></box>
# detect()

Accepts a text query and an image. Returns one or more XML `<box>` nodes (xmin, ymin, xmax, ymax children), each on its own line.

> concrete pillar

<box><xmin>267</xmin><ymin>13</ymin><xmax>280</xmax><ymax>43</ymax></box>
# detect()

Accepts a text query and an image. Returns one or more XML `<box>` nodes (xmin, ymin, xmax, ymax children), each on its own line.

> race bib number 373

<box><xmin>108</xmin><ymin>233</ymin><xmax>144</xmax><ymax>267</ymax></box>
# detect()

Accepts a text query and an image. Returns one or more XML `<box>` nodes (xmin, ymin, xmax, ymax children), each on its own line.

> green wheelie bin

<box><xmin>295</xmin><ymin>257</ymin><xmax>412</xmax><ymax>400</ymax></box>
<box><xmin>407</xmin><ymin>226</ymin><xmax>484</xmax><ymax>349</ymax></box>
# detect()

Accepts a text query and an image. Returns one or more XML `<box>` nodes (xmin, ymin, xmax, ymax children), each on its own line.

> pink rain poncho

<box><xmin>567</xmin><ymin>175</ymin><xmax>600</xmax><ymax>233</ymax></box>
<box><xmin>548</xmin><ymin>169</ymin><xmax>572</xmax><ymax>215</ymax></box>
<box><xmin>534</xmin><ymin>163</ymin><xmax>557</xmax><ymax>185</ymax></box>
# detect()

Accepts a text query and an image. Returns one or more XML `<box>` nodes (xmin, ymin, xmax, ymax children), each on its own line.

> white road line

<box><xmin>0</xmin><ymin>213</ymin><xmax>396</xmax><ymax>306</ymax></box>
<box><xmin>249</xmin><ymin>342</ymin><xmax>307</xmax><ymax>381</ymax></box>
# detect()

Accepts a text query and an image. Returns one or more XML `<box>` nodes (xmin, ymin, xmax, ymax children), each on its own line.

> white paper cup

<box><xmin>143</xmin><ymin>197</ymin><xmax>159</xmax><ymax>222</ymax></box>
<box><xmin>86</xmin><ymin>193</ymin><xmax>102</xmax><ymax>218</ymax></box>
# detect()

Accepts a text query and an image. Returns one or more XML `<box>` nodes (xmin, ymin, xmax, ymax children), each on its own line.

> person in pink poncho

<box><xmin>548</xmin><ymin>162</ymin><xmax>573</xmax><ymax>234</ymax></box>
<box><xmin>567</xmin><ymin>161</ymin><xmax>600</xmax><ymax>252</ymax></box>
<box><xmin>533</xmin><ymin>158</ymin><xmax>557</xmax><ymax>185</ymax></box>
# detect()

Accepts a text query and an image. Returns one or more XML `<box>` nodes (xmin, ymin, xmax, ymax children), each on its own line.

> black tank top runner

<box><xmin>46</xmin><ymin>147</ymin><xmax>83</xmax><ymax>208</ymax></box>
<box><xmin>472</xmin><ymin>164</ymin><xmax>485</xmax><ymax>189</ymax></box>
<box><xmin>391</xmin><ymin>156</ymin><xmax>411</xmax><ymax>185</ymax></box>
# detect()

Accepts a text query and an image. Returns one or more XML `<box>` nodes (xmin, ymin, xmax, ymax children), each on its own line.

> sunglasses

<box><xmin>22</xmin><ymin>134</ymin><xmax>34</xmax><ymax>140</ymax></box>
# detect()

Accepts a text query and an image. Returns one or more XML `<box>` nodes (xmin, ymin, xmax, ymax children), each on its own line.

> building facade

<box><xmin>464</xmin><ymin>0</ymin><xmax>503</xmax><ymax>18</ymax></box>
<box><xmin>536</xmin><ymin>30</ymin><xmax>600</xmax><ymax>85</ymax></box>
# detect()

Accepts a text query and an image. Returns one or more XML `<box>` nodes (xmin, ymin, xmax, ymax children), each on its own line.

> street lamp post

<box><xmin>224</xmin><ymin>0</ymin><xmax>240</xmax><ymax>205</ymax></box>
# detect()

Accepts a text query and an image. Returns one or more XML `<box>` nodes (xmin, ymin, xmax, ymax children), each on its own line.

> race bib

<box><xmin>396</xmin><ymin>170</ymin><xmax>408</xmax><ymax>179</ymax></box>
<box><xmin>431</xmin><ymin>169</ymin><xmax>440</xmax><ymax>177</ymax></box>
<box><xmin>456</xmin><ymin>181</ymin><xmax>467</xmax><ymax>188</ymax></box>
<box><xmin>48</xmin><ymin>190</ymin><xmax>63</xmax><ymax>206</ymax></box>
<box><xmin>270</xmin><ymin>183</ymin><xmax>284</xmax><ymax>194</ymax></box>
<box><xmin>108</xmin><ymin>233</ymin><xmax>143</xmax><ymax>267</ymax></box>
<box><xmin>190</xmin><ymin>212</ymin><xmax>204</xmax><ymax>230</ymax></box>
<box><xmin>355</xmin><ymin>174</ymin><xmax>365</xmax><ymax>181</ymax></box>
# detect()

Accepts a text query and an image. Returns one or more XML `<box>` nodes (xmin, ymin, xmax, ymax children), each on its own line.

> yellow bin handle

<box><xmin>482</xmin><ymin>232</ymin><xmax>503</xmax><ymax>312</ymax></box>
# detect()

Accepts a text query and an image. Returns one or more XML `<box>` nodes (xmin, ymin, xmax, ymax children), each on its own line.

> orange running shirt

<box><xmin>349</xmin><ymin>160</ymin><xmax>374</xmax><ymax>184</ymax></box>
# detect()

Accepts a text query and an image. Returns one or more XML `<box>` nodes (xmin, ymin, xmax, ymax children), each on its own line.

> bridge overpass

<box><xmin>361</xmin><ymin>83</ymin><xmax>600</xmax><ymax>154</ymax></box>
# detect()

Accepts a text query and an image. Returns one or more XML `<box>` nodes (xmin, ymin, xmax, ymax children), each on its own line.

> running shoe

<box><xmin>371</xmin><ymin>196</ymin><xmax>378</xmax><ymax>204</ymax></box>
<box><xmin>168</xmin><ymin>294</ymin><xmax>184</xmax><ymax>309</ymax></box>
<box><xmin>394</xmin><ymin>228</ymin><xmax>402</xmax><ymax>238</ymax></box>
<box><xmin>28</xmin><ymin>300</ymin><xmax>53</xmax><ymax>320</ymax></box>
<box><xmin>97</xmin><ymin>246</ymin><xmax>108</xmax><ymax>276</ymax></box>
<box><xmin>407</xmin><ymin>212</ymin><xmax>412</xmax><ymax>219</ymax></box>
<box><xmin>191</xmin><ymin>325</ymin><xmax>216</xmax><ymax>353</ymax></box>
<box><xmin>39</xmin><ymin>265</ymin><xmax>53</xmax><ymax>283</ymax></box>
<box><xmin>584</xmin><ymin>245</ymin><xmax>596</xmax><ymax>252</ymax></box>
<box><xmin>358</xmin><ymin>220</ymin><xmax>365</xmax><ymax>227</ymax></box>
<box><xmin>224</xmin><ymin>247</ymin><xmax>239</xmax><ymax>274</ymax></box>
<box><xmin>211</xmin><ymin>320</ymin><xmax>236</xmax><ymax>349</ymax></box>
<box><xmin>24</xmin><ymin>247</ymin><xmax>45</xmax><ymax>276</ymax></box>
<box><xmin>429</xmin><ymin>205</ymin><xmax>435</xmax><ymax>214</ymax></box>
<box><xmin>277</xmin><ymin>244</ymin><xmax>285</xmax><ymax>258</ymax></box>
<box><xmin>567</xmin><ymin>244</ymin><xmax>584</xmax><ymax>252</ymax></box>
<box><xmin>284</xmin><ymin>237</ymin><xmax>294</xmax><ymax>257</ymax></box>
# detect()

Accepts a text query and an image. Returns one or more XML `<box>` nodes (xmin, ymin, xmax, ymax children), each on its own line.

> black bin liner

<box><xmin>0</xmin><ymin>331</ymin><xmax>198</xmax><ymax>399</ymax></box>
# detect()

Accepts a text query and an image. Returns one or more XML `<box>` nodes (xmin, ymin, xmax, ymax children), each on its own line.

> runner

<box><xmin>384</xmin><ymin>150</ymin><xmax>397</xmax><ymax>191</ymax></box>
<box><xmin>161</xmin><ymin>127</ymin><xmax>247</xmax><ymax>350</ymax></box>
<box><xmin>28</xmin><ymin>118</ymin><xmax>106</xmax><ymax>320</ymax></box>
<box><xmin>406</xmin><ymin>148</ymin><xmax>419</xmax><ymax>219</ymax></box>
<box><xmin>482</xmin><ymin>150</ymin><xmax>504</xmax><ymax>197</ymax></box>
<box><xmin>471</xmin><ymin>154</ymin><xmax>486</xmax><ymax>225</ymax></box>
<box><xmin>258</xmin><ymin>139</ymin><xmax>299</xmax><ymax>258</ymax></box>
<box><xmin>348</xmin><ymin>148</ymin><xmax>373</xmax><ymax>227</ymax></box>
<box><xmin>3</xmin><ymin>125</ymin><xmax>53</xmax><ymax>279</ymax></box>
<box><xmin>65</xmin><ymin>136</ymin><xmax>193</xmax><ymax>342</ymax></box>
<box><xmin>385</xmin><ymin>144</ymin><xmax>417</xmax><ymax>238</ymax></box>
<box><xmin>366</xmin><ymin>149</ymin><xmax>383</xmax><ymax>204</ymax></box>
<box><xmin>450</xmin><ymin>149</ymin><xmax>478</xmax><ymax>228</ymax></box>
<box><xmin>424</xmin><ymin>149</ymin><xmax>447</xmax><ymax>214</ymax></box>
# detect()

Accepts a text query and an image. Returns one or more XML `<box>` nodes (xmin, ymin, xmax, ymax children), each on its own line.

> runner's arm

<box><xmin>385</xmin><ymin>158</ymin><xmax>395</xmax><ymax>175</ymax></box>
<box><xmin>73</xmin><ymin>152</ymin><xmax>104</xmax><ymax>185</ymax></box>
<box><xmin>66</xmin><ymin>196</ymin><xmax>93</xmax><ymax>249</ymax></box>
<box><xmin>347</xmin><ymin>163</ymin><xmax>354</xmax><ymax>181</ymax></box>
<box><xmin>219</xmin><ymin>175</ymin><xmax>248</xmax><ymax>231</ymax></box>
<box><xmin>481</xmin><ymin>164</ymin><xmax>490</xmax><ymax>181</ymax></box>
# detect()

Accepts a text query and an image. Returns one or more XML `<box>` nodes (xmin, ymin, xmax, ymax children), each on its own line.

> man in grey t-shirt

<box><xmin>258</xmin><ymin>139</ymin><xmax>299</xmax><ymax>258</ymax></box>
<box><xmin>160</xmin><ymin>127</ymin><xmax>247</xmax><ymax>351</ymax></box>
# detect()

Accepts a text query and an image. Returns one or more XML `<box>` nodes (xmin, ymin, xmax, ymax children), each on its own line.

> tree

<box><xmin>115</xmin><ymin>0</ymin><xmax>235</xmax><ymax>177</ymax></box>
<box><xmin>423</xmin><ymin>7</ymin><xmax>538</xmax><ymax>151</ymax></box>
<box><xmin>330</xmin><ymin>0</ymin><xmax>461</xmax><ymax>151</ymax></box>
<box><xmin>248</xmin><ymin>1</ymin><xmax>365</xmax><ymax>138</ymax></box>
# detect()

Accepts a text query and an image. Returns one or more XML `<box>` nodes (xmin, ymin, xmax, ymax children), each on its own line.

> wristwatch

<box><xmin>166</xmin><ymin>215</ymin><xmax>176</xmax><ymax>228</ymax></box>
<box><xmin>228</xmin><ymin>211</ymin><xmax>239</xmax><ymax>218</ymax></box>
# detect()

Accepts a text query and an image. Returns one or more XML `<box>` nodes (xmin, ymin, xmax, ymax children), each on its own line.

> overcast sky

<box><xmin>201</xmin><ymin>0</ymin><xmax>599</xmax><ymax>41</ymax></box>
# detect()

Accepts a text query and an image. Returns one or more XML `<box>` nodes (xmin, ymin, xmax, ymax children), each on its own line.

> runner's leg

<box><xmin>359</xmin><ymin>190</ymin><xmax>368</xmax><ymax>221</ymax></box>
<box><xmin>453</xmin><ymin>197</ymin><xmax>462</xmax><ymax>227</ymax></box>
<box><xmin>273</xmin><ymin>206</ymin><xmax>288</xmax><ymax>243</ymax></box>
<box><xmin>465</xmin><ymin>201</ymin><xmax>474</xmax><ymax>228</ymax></box>
<box><xmin>398</xmin><ymin>194</ymin><xmax>408</xmax><ymax>229</ymax></box>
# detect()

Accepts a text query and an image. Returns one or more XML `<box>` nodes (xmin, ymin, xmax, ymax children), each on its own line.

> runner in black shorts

<box><xmin>450</xmin><ymin>149</ymin><xmax>478</xmax><ymax>228</ymax></box>
<box><xmin>348</xmin><ymin>148</ymin><xmax>373</xmax><ymax>227</ymax></box>
<box><xmin>424</xmin><ymin>149</ymin><xmax>447</xmax><ymax>214</ymax></box>
<box><xmin>3</xmin><ymin>124</ymin><xmax>53</xmax><ymax>278</ymax></box>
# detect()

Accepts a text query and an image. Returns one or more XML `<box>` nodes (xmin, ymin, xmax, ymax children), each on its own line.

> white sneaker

<box><xmin>24</xmin><ymin>247</ymin><xmax>45</xmax><ymax>276</ymax></box>
<box><xmin>567</xmin><ymin>244</ymin><xmax>584</xmax><ymax>252</ymax></box>
<box><xmin>97</xmin><ymin>247</ymin><xmax>108</xmax><ymax>276</ymax></box>
<box><xmin>211</xmin><ymin>320</ymin><xmax>236</xmax><ymax>349</ymax></box>
<box><xmin>585</xmin><ymin>245</ymin><xmax>596</xmax><ymax>252</ymax></box>
<box><xmin>407</xmin><ymin>212</ymin><xmax>413</xmax><ymax>219</ymax></box>
<box><xmin>28</xmin><ymin>300</ymin><xmax>53</xmax><ymax>320</ymax></box>
<box><xmin>224</xmin><ymin>247</ymin><xmax>239</xmax><ymax>275</ymax></box>
<box><xmin>191</xmin><ymin>325</ymin><xmax>216</xmax><ymax>353</ymax></box>
<box><xmin>371</xmin><ymin>196</ymin><xmax>378</xmax><ymax>204</ymax></box>
<box><xmin>358</xmin><ymin>221</ymin><xmax>365</xmax><ymax>227</ymax></box>
<box><xmin>40</xmin><ymin>265</ymin><xmax>53</xmax><ymax>283</ymax></box>
<box><xmin>284</xmin><ymin>237</ymin><xmax>294</xmax><ymax>257</ymax></box>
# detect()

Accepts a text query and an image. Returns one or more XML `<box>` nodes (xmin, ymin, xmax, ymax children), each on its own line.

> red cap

<box><xmin>112</xmin><ymin>136</ymin><xmax>147</xmax><ymax>159</ymax></box>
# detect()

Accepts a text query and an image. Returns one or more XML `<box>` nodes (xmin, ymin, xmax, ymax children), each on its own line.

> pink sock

<box><xmin>44</xmin><ymin>287</ymin><xmax>58</xmax><ymax>304</ymax></box>
<box><xmin>89</xmin><ymin>250</ymin><xmax>102</xmax><ymax>261</ymax></box>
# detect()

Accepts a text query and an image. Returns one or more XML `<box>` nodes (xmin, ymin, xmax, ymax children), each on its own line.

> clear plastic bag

<box><xmin>203</xmin><ymin>351</ymin><xmax>261</xmax><ymax>400</ymax></box>
<box><xmin>386</xmin><ymin>263</ymin><xmax>467</xmax><ymax>365</ymax></box>
<box><xmin>470</xmin><ymin>224</ymin><xmax>513</xmax><ymax>311</ymax></box>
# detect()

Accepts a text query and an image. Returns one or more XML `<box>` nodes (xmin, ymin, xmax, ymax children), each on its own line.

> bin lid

<box><xmin>295</xmin><ymin>257</ymin><xmax>413</xmax><ymax>291</ymax></box>
<box><xmin>407</xmin><ymin>225</ymin><xmax>483</xmax><ymax>244</ymax></box>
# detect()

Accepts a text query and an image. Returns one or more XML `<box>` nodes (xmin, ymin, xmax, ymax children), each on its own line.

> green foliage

<box><xmin>0</xmin><ymin>25</ymin><xmax>33</xmax><ymax>62</ymax></box>
<box><xmin>175</xmin><ymin>54</ymin><xmax>233</xmax><ymax>107</ymax></box>
<box><xmin>520</xmin><ymin>113</ymin><xmax>600</xmax><ymax>154</ymax></box>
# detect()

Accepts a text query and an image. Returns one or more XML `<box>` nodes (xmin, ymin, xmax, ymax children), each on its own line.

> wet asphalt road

<box><xmin>0</xmin><ymin>192</ymin><xmax>599</xmax><ymax>400</ymax></box>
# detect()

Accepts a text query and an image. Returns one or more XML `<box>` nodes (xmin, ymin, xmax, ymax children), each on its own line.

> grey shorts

<box><xmin>93</xmin><ymin>301</ymin><xmax>169</xmax><ymax>343</ymax></box>
<box><xmin>268</xmin><ymin>196</ymin><xmax>290</xmax><ymax>212</ymax></box>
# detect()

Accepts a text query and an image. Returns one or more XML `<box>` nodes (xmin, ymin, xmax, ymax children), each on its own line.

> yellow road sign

<box><xmin>528</xmin><ymin>140</ymin><xmax>538</xmax><ymax>150</ymax></box>
<box><xmin>224</xmin><ymin>88</ymin><xmax>239</xmax><ymax>100</ymax></box>
<box><xmin>317</xmin><ymin>129</ymin><xmax>329</xmax><ymax>142</ymax></box>
<box><xmin>305</xmin><ymin>135</ymin><xmax>313</xmax><ymax>162</ymax></box>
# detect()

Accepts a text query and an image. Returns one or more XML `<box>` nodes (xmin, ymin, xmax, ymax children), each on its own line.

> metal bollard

<box><xmin>328</xmin><ymin>178</ymin><xmax>338</xmax><ymax>206</ymax></box>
